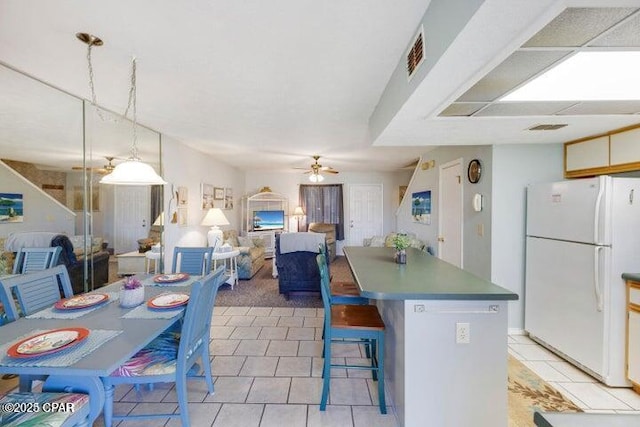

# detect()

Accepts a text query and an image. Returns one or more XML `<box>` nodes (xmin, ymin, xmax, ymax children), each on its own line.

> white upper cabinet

<box><xmin>565</xmin><ymin>136</ymin><xmax>609</xmax><ymax>172</ymax></box>
<box><xmin>610</xmin><ymin>127</ymin><xmax>640</xmax><ymax>166</ymax></box>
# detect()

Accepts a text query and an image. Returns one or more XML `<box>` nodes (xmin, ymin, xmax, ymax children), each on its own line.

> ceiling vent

<box><xmin>528</xmin><ymin>124</ymin><xmax>568</xmax><ymax>131</ymax></box>
<box><xmin>406</xmin><ymin>27</ymin><xmax>424</xmax><ymax>79</ymax></box>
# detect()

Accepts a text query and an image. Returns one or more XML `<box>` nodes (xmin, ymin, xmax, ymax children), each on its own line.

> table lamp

<box><xmin>201</xmin><ymin>208</ymin><xmax>230</xmax><ymax>249</ymax></box>
<box><xmin>292</xmin><ymin>206</ymin><xmax>305</xmax><ymax>232</ymax></box>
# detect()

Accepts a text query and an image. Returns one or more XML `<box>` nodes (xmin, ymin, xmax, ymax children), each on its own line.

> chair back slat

<box><xmin>316</xmin><ymin>249</ymin><xmax>332</xmax><ymax>325</ymax></box>
<box><xmin>13</xmin><ymin>247</ymin><xmax>62</xmax><ymax>274</ymax></box>
<box><xmin>171</xmin><ymin>247</ymin><xmax>213</xmax><ymax>275</ymax></box>
<box><xmin>177</xmin><ymin>265</ymin><xmax>225</xmax><ymax>371</ymax></box>
<box><xmin>0</xmin><ymin>265</ymin><xmax>73</xmax><ymax>321</ymax></box>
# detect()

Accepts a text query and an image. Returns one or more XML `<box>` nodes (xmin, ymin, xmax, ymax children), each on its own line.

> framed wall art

<box><xmin>224</xmin><ymin>188</ymin><xmax>233</xmax><ymax>210</ymax></box>
<box><xmin>214</xmin><ymin>187</ymin><xmax>224</xmax><ymax>200</ymax></box>
<box><xmin>177</xmin><ymin>207</ymin><xmax>188</xmax><ymax>227</ymax></box>
<box><xmin>72</xmin><ymin>186</ymin><xmax>100</xmax><ymax>212</ymax></box>
<box><xmin>177</xmin><ymin>186</ymin><xmax>188</xmax><ymax>205</ymax></box>
<box><xmin>0</xmin><ymin>192</ymin><xmax>24</xmax><ymax>223</ymax></box>
<box><xmin>411</xmin><ymin>190</ymin><xmax>432</xmax><ymax>225</ymax></box>
<box><xmin>201</xmin><ymin>183</ymin><xmax>214</xmax><ymax>210</ymax></box>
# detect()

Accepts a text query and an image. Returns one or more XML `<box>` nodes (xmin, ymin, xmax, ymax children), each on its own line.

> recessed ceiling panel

<box><xmin>439</xmin><ymin>103</ymin><xmax>487</xmax><ymax>117</ymax></box>
<box><xmin>474</xmin><ymin>101</ymin><xmax>576</xmax><ymax>117</ymax></box>
<box><xmin>556</xmin><ymin>101</ymin><xmax>640</xmax><ymax>115</ymax></box>
<box><xmin>457</xmin><ymin>51</ymin><xmax>570</xmax><ymax>103</ymax></box>
<box><xmin>590</xmin><ymin>11</ymin><xmax>640</xmax><ymax>47</ymax></box>
<box><xmin>523</xmin><ymin>8</ymin><xmax>637</xmax><ymax>47</ymax></box>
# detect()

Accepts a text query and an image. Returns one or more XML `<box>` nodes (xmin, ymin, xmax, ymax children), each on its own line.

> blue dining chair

<box><xmin>12</xmin><ymin>246</ymin><xmax>62</xmax><ymax>274</ymax></box>
<box><xmin>171</xmin><ymin>246</ymin><xmax>213</xmax><ymax>275</ymax></box>
<box><xmin>317</xmin><ymin>252</ymin><xmax>387</xmax><ymax>413</ymax></box>
<box><xmin>317</xmin><ymin>244</ymin><xmax>368</xmax><ymax>305</ymax></box>
<box><xmin>0</xmin><ymin>265</ymin><xmax>75</xmax><ymax>392</ymax></box>
<box><xmin>102</xmin><ymin>265</ymin><xmax>226</xmax><ymax>427</ymax></box>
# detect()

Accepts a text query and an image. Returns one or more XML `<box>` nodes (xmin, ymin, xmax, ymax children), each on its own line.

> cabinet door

<box><xmin>629</xmin><ymin>310</ymin><xmax>640</xmax><ymax>384</ymax></box>
<box><xmin>611</xmin><ymin>128</ymin><xmax>640</xmax><ymax>166</ymax></box>
<box><xmin>565</xmin><ymin>136</ymin><xmax>609</xmax><ymax>172</ymax></box>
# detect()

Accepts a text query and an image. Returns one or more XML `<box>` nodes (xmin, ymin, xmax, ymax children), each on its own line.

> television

<box><xmin>252</xmin><ymin>210</ymin><xmax>285</xmax><ymax>231</ymax></box>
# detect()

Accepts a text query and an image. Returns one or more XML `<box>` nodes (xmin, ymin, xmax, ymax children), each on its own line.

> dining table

<box><xmin>343</xmin><ymin>246</ymin><xmax>518</xmax><ymax>427</ymax></box>
<box><xmin>0</xmin><ymin>272</ymin><xmax>201</xmax><ymax>418</ymax></box>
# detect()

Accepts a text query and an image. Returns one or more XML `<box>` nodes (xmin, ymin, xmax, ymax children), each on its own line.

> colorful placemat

<box><xmin>0</xmin><ymin>329</ymin><xmax>122</xmax><ymax>367</ymax></box>
<box><xmin>122</xmin><ymin>303</ymin><xmax>185</xmax><ymax>319</ymax></box>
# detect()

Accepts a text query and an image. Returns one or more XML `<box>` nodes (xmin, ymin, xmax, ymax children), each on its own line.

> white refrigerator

<box><xmin>525</xmin><ymin>175</ymin><xmax>640</xmax><ymax>387</ymax></box>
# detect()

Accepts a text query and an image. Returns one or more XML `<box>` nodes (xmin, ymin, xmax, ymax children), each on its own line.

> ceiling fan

<box><xmin>72</xmin><ymin>156</ymin><xmax>116</xmax><ymax>174</ymax></box>
<box><xmin>295</xmin><ymin>155</ymin><xmax>339</xmax><ymax>182</ymax></box>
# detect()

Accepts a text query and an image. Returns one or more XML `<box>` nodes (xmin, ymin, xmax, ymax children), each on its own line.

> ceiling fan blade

<box><xmin>324</xmin><ymin>170</ymin><xmax>339</xmax><ymax>174</ymax></box>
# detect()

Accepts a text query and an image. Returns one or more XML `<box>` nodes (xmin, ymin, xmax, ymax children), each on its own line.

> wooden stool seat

<box><xmin>331</xmin><ymin>304</ymin><xmax>385</xmax><ymax>330</ymax></box>
<box><xmin>330</xmin><ymin>281</ymin><xmax>361</xmax><ymax>297</ymax></box>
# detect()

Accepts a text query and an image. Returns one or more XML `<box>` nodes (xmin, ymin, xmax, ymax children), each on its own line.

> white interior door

<box><xmin>114</xmin><ymin>186</ymin><xmax>150</xmax><ymax>254</ymax></box>
<box><xmin>438</xmin><ymin>159</ymin><xmax>463</xmax><ymax>267</ymax></box>
<box><xmin>349</xmin><ymin>184</ymin><xmax>383</xmax><ymax>246</ymax></box>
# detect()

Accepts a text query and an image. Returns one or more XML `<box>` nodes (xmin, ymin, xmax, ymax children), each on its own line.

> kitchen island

<box><xmin>343</xmin><ymin>247</ymin><xmax>518</xmax><ymax>427</ymax></box>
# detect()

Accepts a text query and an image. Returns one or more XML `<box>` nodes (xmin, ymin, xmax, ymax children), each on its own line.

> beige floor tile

<box><xmin>227</xmin><ymin>315</ymin><xmax>256</xmax><ymax>326</ymax></box>
<box><xmin>234</xmin><ymin>340</ymin><xmax>270</xmax><ymax>356</ymax></box>
<box><xmin>266</xmin><ymin>340</ymin><xmax>299</xmax><ymax>356</ymax></box>
<box><xmin>210</xmin><ymin>326</ymin><xmax>236</xmax><ymax>339</ymax></box>
<box><xmin>223</xmin><ymin>307</ymin><xmax>252</xmax><ymax>316</ymax></box>
<box><xmin>303</xmin><ymin>316</ymin><xmax>324</xmax><ymax>328</ymax></box>
<box><xmin>212</xmin><ymin>355</ymin><xmax>246</xmax><ymax>376</ymax></box>
<box><xmin>294</xmin><ymin>308</ymin><xmax>318</xmax><ymax>317</ymax></box>
<box><xmin>346</xmin><ymin>358</ymin><xmax>374</xmax><ymax>379</ymax></box>
<box><xmin>206</xmin><ymin>377</ymin><xmax>254</xmax><ymax>403</ymax></box>
<box><xmin>117</xmin><ymin>402</ymin><xmax>177</xmax><ymax>426</ymax></box>
<box><xmin>229</xmin><ymin>326</ymin><xmax>262</xmax><ymax>340</ymax></box>
<box><xmin>120</xmin><ymin>383</ymin><xmax>173</xmax><ymax>403</ymax></box>
<box><xmin>239</xmin><ymin>356</ymin><xmax>279</xmax><ymax>376</ymax></box>
<box><xmin>258</xmin><ymin>326</ymin><xmax>288</xmax><ymax>340</ymax></box>
<box><xmin>307</xmin><ymin>404</ymin><xmax>354</xmax><ymax>427</ymax></box>
<box><xmin>260</xmin><ymin>404</ymin><xmax>307</xmax><ymax>427</ymax></box>
<box><xmin>546</xmin><ymin>361</ymin><xmax>598</xmax><ymax>383</ymax></box>
<box><xmin>162</xmin><ymin>380</ymin><xmax>213</xmax><ymax>403</ymax></box>
<box><xmin>212</xmin><ymin>306</ymin><xmax>228</xmax><ymax>316</ymax></box>
<box><xmin>275</xmin><ymin>356</ymin><xmax>312</xmax><ymax>377</ymax></box>
<box><xmin>247</xmin><ymin>307</ymin><xmax>273</xmax><ymax>316</ymax></box>
<box><xmin>247</xmin><ymin>377</ymin><xmax>291</xmax><ymax>403</ymax></box>
<box><xmin>165</xmin><ymin>402</ymin><xmax>221</xmax><ymax>427</ymax></box>
<box><xmin>211</xmin><ymin>315</ymin><xmax>231</xmax><ymax>326</ymax></box>
<box><xmin>278</xmin><ymin>316</ymin><xmax>304</xmax><ymax>327</ymax></box>
<box><xmin>298</xmin><ymin>340</ymin><xmax>323</xmax><ymax>357</ymax></box>
<box><xmin>288</xmin><ymin>377</ymin><xmax>323</xmax><ymax>404</ymax></box>
<box><xmin>351</xmin><ymin>405</ymin><xmax>397</xmax><ymax>427</ymax></box>
<box><xmin>556</xmin><ymin>382</ymin><xmax>633</xmax><ymax>410</ymax></box>
<box><xmin>287</xmin><ymin>327</ymin><xmax>316</xmax><ymax>340</ymax></box>
<box><xmin>605</xmin><ymin>387</ymin><xmax>640</xmax><ymax>410</ymax></box>
<box><xmin>210</xmin><ymin>339</ymin><xmax>240</xmax><ymax>356</ymax></box>
<box><xmin>521</xmin><ymin>360</ymin><xmax>571</xmax><ymax>382</ymax></box>
<box><xmin>508</xmin><ymin>343</ymin><xmax>561</xmax><ymax>361</ymax></box>
<box><xmin>331</xmin><ymin>343</ymin><xmax>363</xmax><ymax>358</ymax></box>
<box><xmin>327</xmin><ymin>378</ymin><xmax>372</xmax><ymax>406</ymax></box>
<box><xmin>212</xmin><ymin>403</ymin><xmax>264</xmax><ymax>427</ymax></box>
<box><xmin>271</xmin><ymin>307</ymin><xmax>294</xmax><ymax>317</ymax></box>
<box><xmin>252</xmin><ymin>316</ymin><xmax>280</xmax><ymax>327</ymax></box>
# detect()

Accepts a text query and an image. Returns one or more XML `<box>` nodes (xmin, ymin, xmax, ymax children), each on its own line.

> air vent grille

<box><xmin>528</xmin><ymin>124</ymin><xmax>568</xmax><ymax>130</ymax></box>
<box><xmin>407</xmin><ymin>28</ymin><xmax>424</xmax><ymax>78</ymax></box>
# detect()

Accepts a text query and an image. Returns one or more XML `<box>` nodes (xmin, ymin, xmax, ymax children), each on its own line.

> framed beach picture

<box><xmin>411</xmin><ymin>190</ymin><xmax>431</xmax><ymax>225</ymax></box>
<box><xmin>214</xmin><ymin>187</ymin><xmax>225</xmax><ymax>200</ymax></box>
<box><xmin>201</xmin><ymin>183</ymin><xmax>214</xmax><ymax>210</ymax></box>
<box><xmin>224</xmin><ymin>188</ymin><xmax>233</xmax><ymax>210</ymax></box>
<box><xmin>0</xmin><ymin>192</ymin><xmax>24</xmax><ymax>223</ymax></box>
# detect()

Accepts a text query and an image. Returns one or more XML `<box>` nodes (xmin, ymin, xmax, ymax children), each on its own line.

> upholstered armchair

<box><xmin>223</xmin><ymin>230</ymin><xmax>265</xmax><ymax>279</ymax></box>
<box><xmin>308</xmin><ymin>222</ymin><xmax>337</xmax><ymax>261</ymax></box>
<box><xmin>275</xmin><ymin>232</ymin><xmax>328</xmax><ymax>299</ymax></box>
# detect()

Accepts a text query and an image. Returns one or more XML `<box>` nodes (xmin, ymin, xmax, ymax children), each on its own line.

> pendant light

<box><xmin>77</xmin><ymin>32</ymin><xmax>166</xmax><ymax>186</ymax></box>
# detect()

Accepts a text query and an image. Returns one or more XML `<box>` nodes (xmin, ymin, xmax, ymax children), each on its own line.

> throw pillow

<box><xmin>369</xmin><ymin>235</ymin><xmax>386</xmax><ymax>247</ymax></box>
<box><xmin>237</xmin><ymin>236</ymin><xmax>255</xmax><ymax>248</ymax></box>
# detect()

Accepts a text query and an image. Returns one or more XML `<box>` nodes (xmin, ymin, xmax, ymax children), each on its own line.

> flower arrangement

<box><xmin>120</xmin><ymin>277</ymin><xmax>144</xmax><ymax>308</ymax></box>
<box><xmin>392</xmin><ymin>233</ymin><xmax>411</xmax><ymax>251</ymax></box>
<box><xmin>122</xmin><ymin>276</ymin><xmax>142</xmax><ymax>290</ymax></box>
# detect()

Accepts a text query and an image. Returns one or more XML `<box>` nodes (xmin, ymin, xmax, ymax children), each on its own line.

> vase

<box><xmin>395</xmin><ymin>249</ymin><xmax>407</xmax><ymax>264</ymax></box>
<box><xmin>119</xmin><ymin>286</ymin><xmax>145</xmax><ymax>308</ymax></box>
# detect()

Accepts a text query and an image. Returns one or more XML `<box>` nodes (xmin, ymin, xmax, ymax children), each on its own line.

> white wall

<box><xmin>244</xmin><ymin>170</ymin><xmax>412</xmax><ymax>252</ymax></box>
<box><xmin>0</xmin><ymin>160</ymin><xmax>75</xmax><ymax>237</ymax></box>
<box><xmin>161</xmin><ymin>136</ymin><xmax>245</xmax><ymax>269</ymax></box>
<box><xmin>397</xmin><ymin>145</ymin><xmax>493</xmax><ymax>279</ymax></box>
<box><xmin>491</xmin><ymin>143</ymin><xmax>563</xmax><ymax>331</ymax></box>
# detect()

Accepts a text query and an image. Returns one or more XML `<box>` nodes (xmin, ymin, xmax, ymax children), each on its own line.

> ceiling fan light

<box><xmin>99</xmin><ymin>157</ymin><xmax>166</xmax><ymax>185</ymax></box>
<box><xmin>309</xmin><ymin>173</ymin><xmax>324</xmax><ymax>183</ymax></box>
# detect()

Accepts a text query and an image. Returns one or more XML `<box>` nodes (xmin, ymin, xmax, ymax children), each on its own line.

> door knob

<box><xmin>142</xmin><ymin>219</ymin><xmax>147</xmax><ymax>228</ymax></box>
<box><xmin>437</xmin><ymin>237</ymin><xmax>444</xmax><ymax>242</ymax></box>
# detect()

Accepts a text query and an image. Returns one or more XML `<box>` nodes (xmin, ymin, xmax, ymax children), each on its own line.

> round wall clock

<box><xmin>467</xmin><ymin>159</ymin><xmax>482</xmax><ymax>184</ymax></box>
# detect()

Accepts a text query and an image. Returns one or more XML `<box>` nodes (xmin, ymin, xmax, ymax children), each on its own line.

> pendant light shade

<box><xmin>99</xmin><ymin>157</ymin><xmax>167</xmax><ymax>185</ymax></box>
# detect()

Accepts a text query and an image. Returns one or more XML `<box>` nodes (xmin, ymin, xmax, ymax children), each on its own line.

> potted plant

<box><xmin>119</xmin><ymin>276</ymin><xmax>144</xmax><ymax>308</ymax></box>
<box><xmin>392</xmin><ymin>233</ymin><xmax>411</xmax><ymax>264</ymax></box>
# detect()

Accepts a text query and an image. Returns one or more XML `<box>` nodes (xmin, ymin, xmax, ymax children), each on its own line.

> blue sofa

<box><xmin>275</xmin><ymin>233</ymin><xmax>328</xmax><ymax>299</ymax></box>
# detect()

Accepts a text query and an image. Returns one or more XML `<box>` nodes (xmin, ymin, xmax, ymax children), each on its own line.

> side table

<box><xmin>211</xmin><ymin>249</ymin><xmax>240</xmax><ymax>289</ymax></box>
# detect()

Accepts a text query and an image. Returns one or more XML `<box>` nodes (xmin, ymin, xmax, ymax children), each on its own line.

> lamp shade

<box><xmin>153</xmin><ymin>211</ymin><xmax>164</xmax><ymax>226</ymax></box>
<box><xmin>292</xmin><ymin>206</ymin><xmax>305</xmax><ymax>217</ymax></box>
<box><xmin>201</xmin><ymin>208</ymin><xmax>230</xmax><ymax>227</ymax></box>
<box><xmin>100</xmin><ymin>158</ymin><xmax>167</xmax><ymax>185</ymax></box>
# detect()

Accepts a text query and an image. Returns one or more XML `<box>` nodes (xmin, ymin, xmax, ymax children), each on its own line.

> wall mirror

<box><xmin>0</xmin><ymin>63</ymin><xmax>163</xmax><ymax>292</ymax></box>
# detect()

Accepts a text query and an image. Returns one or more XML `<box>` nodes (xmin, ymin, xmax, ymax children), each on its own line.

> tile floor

<box><xmin>508</xmin><ymin>334</ymin><xmax>640</xmax><ymax>415</ymax></box>
<box><xmin>93</xmin><ymin>308</ymin><xmax>640</xmax><ymax>426</ymax></box>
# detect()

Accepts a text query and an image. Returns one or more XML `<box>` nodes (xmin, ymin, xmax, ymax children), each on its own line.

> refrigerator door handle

<box><xmin>594</xmin><ymin>246</ymin><xmax>604</xmax><ymax>312</ymax></box>
<box><xmin>593</xmin><ymin>178</ymin><xmax>604</xmax><ymax>244</ymax></box>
